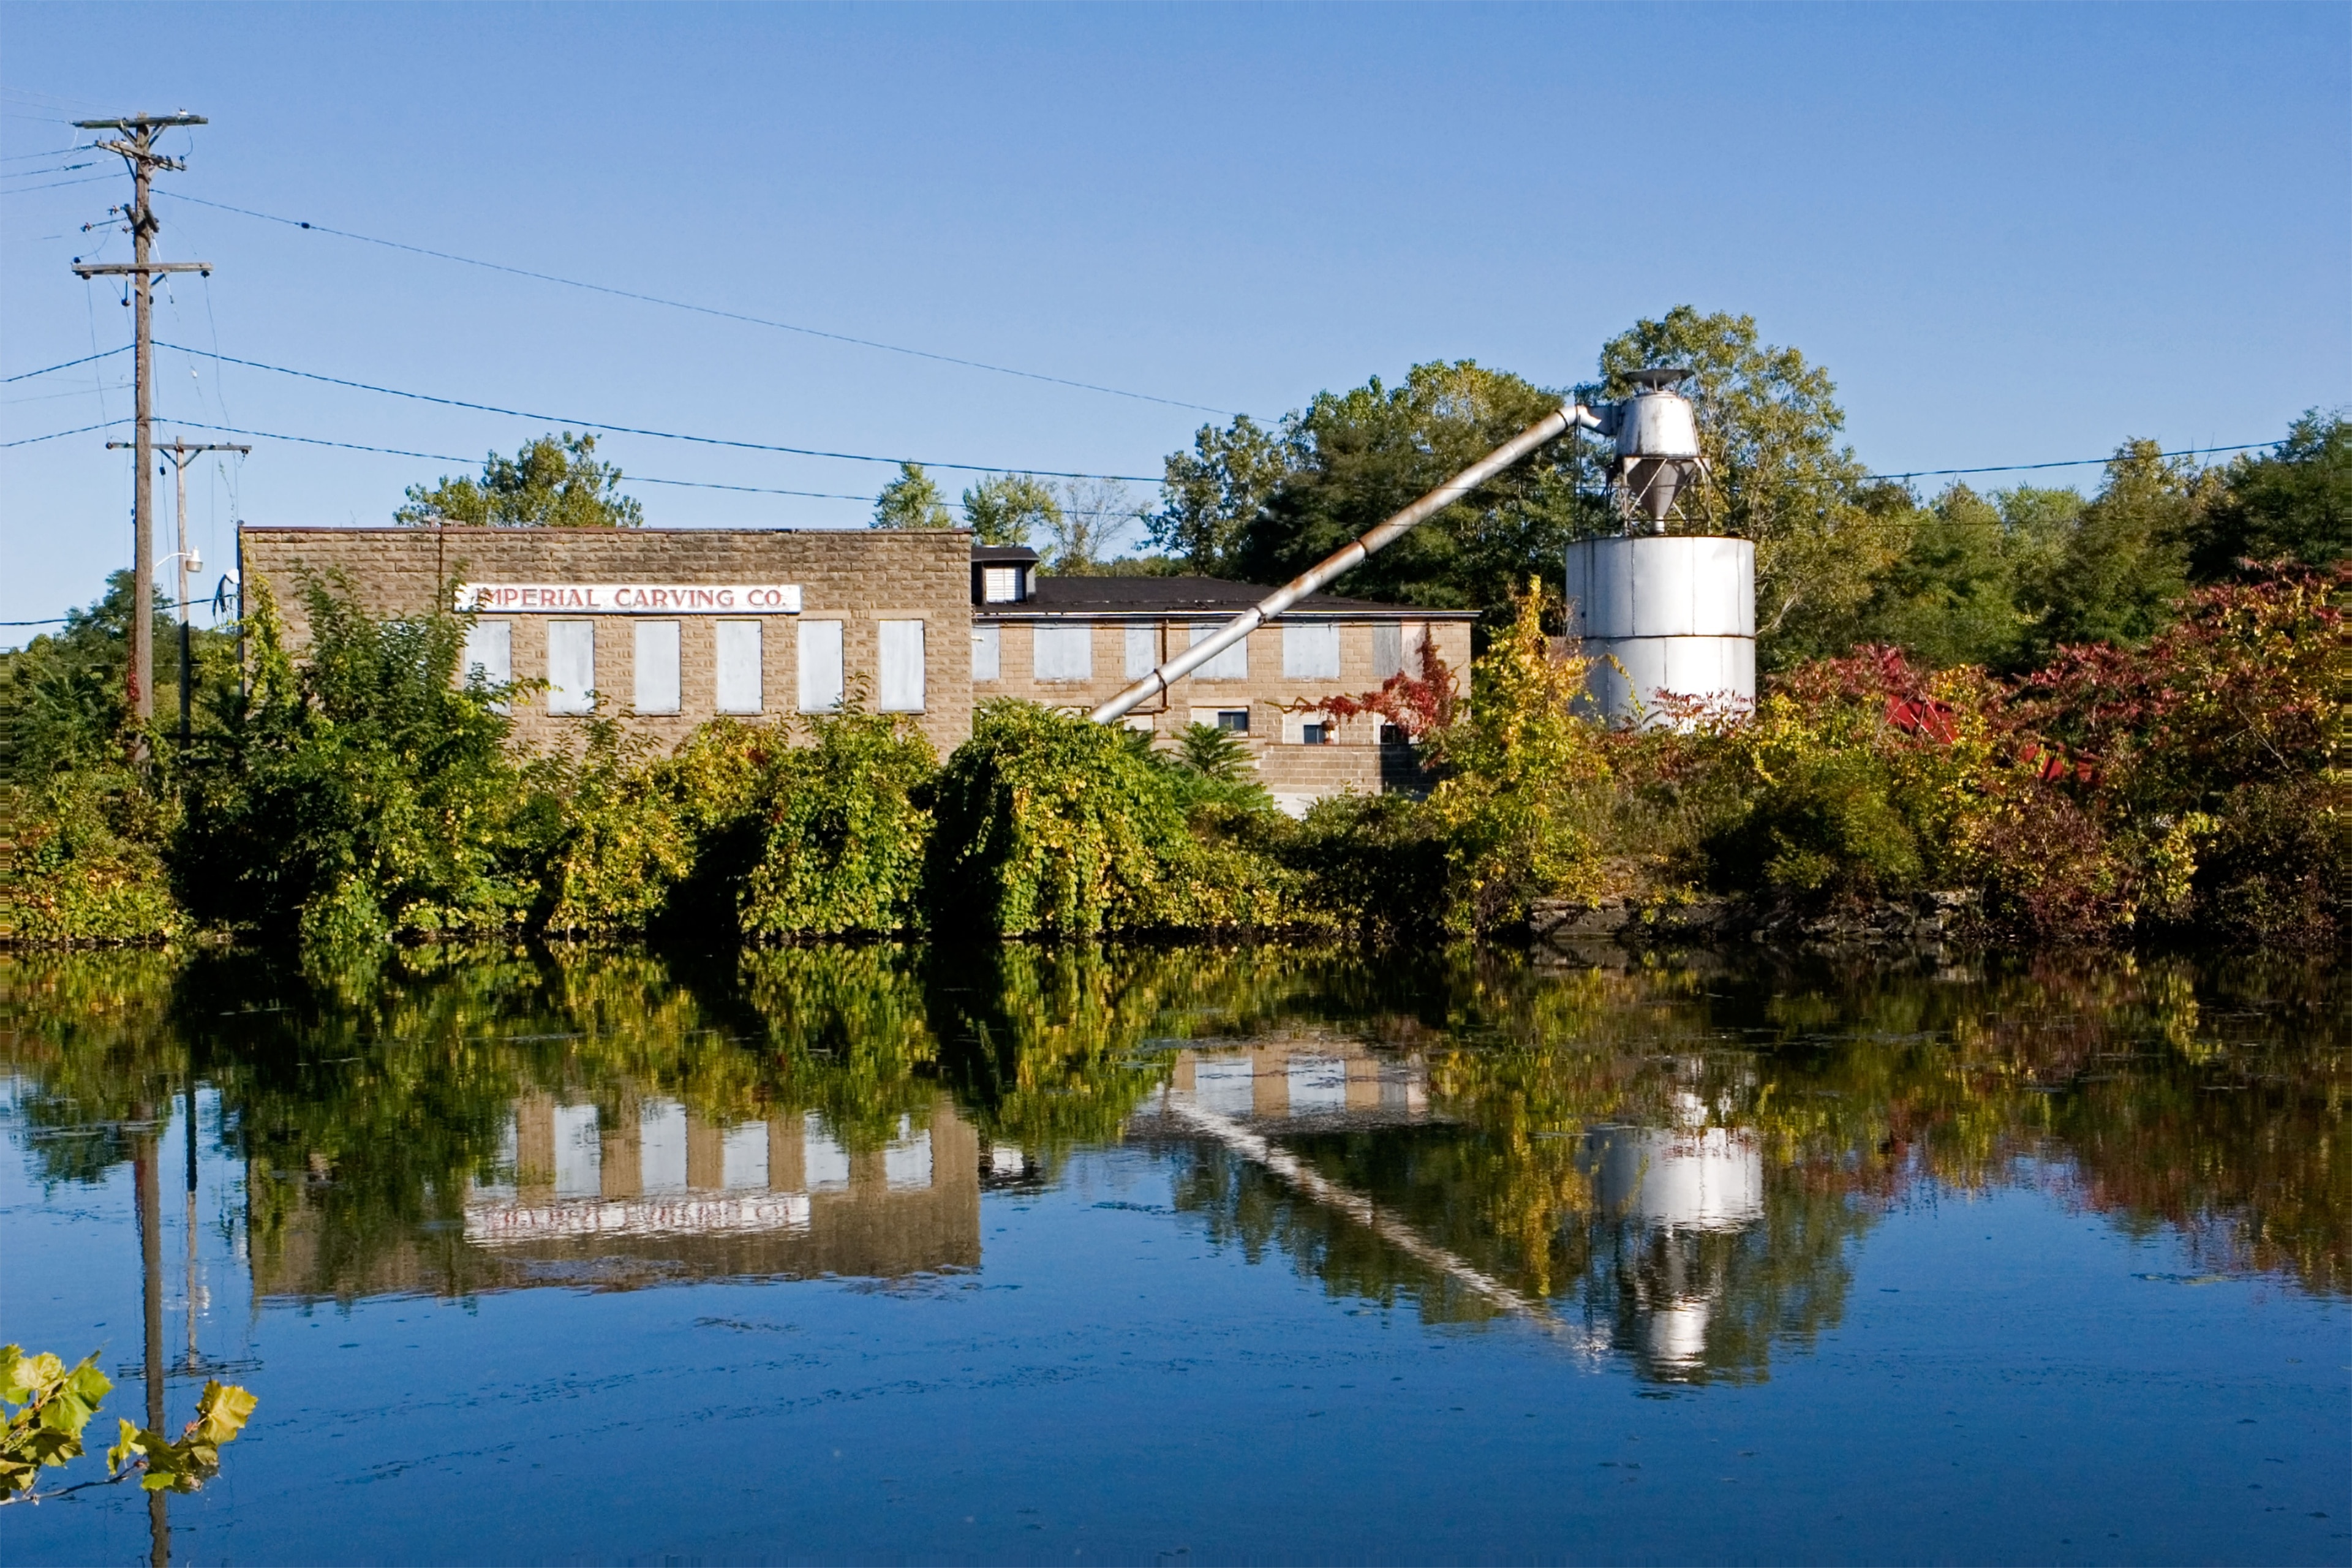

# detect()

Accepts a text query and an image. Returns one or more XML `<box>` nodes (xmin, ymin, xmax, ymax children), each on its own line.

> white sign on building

<box><xmin>454</xmin><ymin>582</ymin><xmax>804</xmax><ymax>615</ymax></box>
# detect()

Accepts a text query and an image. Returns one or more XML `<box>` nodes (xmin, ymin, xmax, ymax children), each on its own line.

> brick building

<box><xmin>238</xmin><ymin>526</ymin><xmax>1472</xmax><ymax>811</ymax></box>
<box><xmin>970</xmin><ymin>546</ymin><xmax>1472</xmax><ymax>814</ymax></box>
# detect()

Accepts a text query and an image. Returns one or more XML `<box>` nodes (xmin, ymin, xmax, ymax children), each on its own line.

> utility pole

<box><xmin>70</xmin><ymin>112</ymin><xmax>209</xmax><ymax>745</ymax></box>
<box><xmin>111</xmin><ymin>438</ymin><xmax>247</xmax><ymax>744</ymax></box>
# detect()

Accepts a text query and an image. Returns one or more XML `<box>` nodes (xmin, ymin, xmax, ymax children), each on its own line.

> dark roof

<box><xmin>971</xmin><ymin>545</ymin><xmax>1041</xmax><ymax>564</ymax></box>
<box><xmin>982</xmin><ymin>573</ymin><xmax>1474</xmax><ymax>619</ymax></box>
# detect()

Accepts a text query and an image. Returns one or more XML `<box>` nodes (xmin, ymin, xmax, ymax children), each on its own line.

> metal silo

<box><xmin>1567</xmin><ymin>369</ymin><xmax>1756</xmax><ymax>726</ymax></box>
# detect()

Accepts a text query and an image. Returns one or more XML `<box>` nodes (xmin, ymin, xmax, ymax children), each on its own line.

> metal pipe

<box><xmin>1088</xmin><ymin>403</ymin><xmax>1597</xmax><ymax>725</ymax></box>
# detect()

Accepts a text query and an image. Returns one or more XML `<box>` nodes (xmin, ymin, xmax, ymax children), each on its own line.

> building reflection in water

<box><xmin>250</xmin><ymin>1096</ymin><xmax>982</xmax><ymax>1300</ymax></box>
<box><xmin>1161</xmin><ymin>1039</ymin><xmax>1429</xmax><ymax>1125</ymax></box>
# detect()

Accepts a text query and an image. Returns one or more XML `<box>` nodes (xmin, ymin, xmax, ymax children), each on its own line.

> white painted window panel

<box><xmin>1193</xmin><ymin>1056</ymin><xmax>1255</xmax><ymax>1118</ymax></box>
<box><xmin>884</xmin><ymin>1117</ymin><xmax>933</xmax><ymax>1191</ymax></box>
<box><xmin>878</xmin><ymin>619</ymin><xmax>925</xmax><ymax>711</ymax></box>
<box><xmin>1125</xmin><ymin>625</ymin><xmax>1158</xmax><ymax>679</ymax></box>
<box><xmin>982</xmin><ymin>566</ymin><xmax>1020</xmax><ymax>603</ymax></box>
<box><xmin>1033</xmin><ymin>623</ymin><xmax>1093</xmax><ymax>682</ymax></box>
<box><xmin>803</xmin><ymin>1112</ymin><xmax>850</xmax><ymax>1191</ymax></box>
<box><xmin>462</xmin><ymin>621</ymin><xmax>511</xmax><ymax>712</ymax></box>
<box><xmin>545</xmin><ymin>620</ymin><xmax>595</xmax><ymax>714</ymax></box>
<box><xmin>1283</xmin><ymin>623</ymin><xmax>1341</xmax><ymax>679</ymax></box>
<box><xmin>1188</xmin><ymin>623</ymin><xmax>1247</xmax><ymax>680</ymax></box>
<box><xmin>714</xmin><ymin>621</ymin><xmax>763</xmax><ymax>714</ymax></box>
<box><xmin>1287</xmin><ymin>1055</ymin><xmax>1347</xmax><ymax>1115</ymax></box>
<box><xmin>797</xmin><ymin>620</ymin><xmax>843</xmax><ymax>712</ymax></box>
<box><xmin>721</xmin><ymin>1123</ymin><xmax>769</xmax><ymax>1191</ymax></box>
<box><xmin>633</xmin><ymin>620</ymin><xmax>681</xmax><ymax>714</ymax></box>
<box><xmin>553</xmin><ymin>1103</ymin><xmax>601</xmax><ymax>1199</ymax></box>
<box><xmin>1371</xmin><ymin>624</ymin><xmax>1403</xmax><ymax>680</ymax></box>
<box><xmin>639</xmin><ymin>1099</ymin><xmax>688</xmax><ymax>1195</ymax></box>
<box><xmin>971</xmin><ymin>624</ymin><xmax>1001</xmax><ymax>682</ymax></box>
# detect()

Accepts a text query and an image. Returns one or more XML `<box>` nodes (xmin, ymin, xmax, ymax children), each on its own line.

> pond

<box><xmin>2</xmin><ymin>942</ymin><xmax>2345</xmax><ymax>1566</ymax></box>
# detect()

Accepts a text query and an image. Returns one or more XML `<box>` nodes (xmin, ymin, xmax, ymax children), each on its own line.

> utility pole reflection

<box><xmin>134</xmin><ymin>1123</ymin><xmax>170</xmax><ymax>1567</ymax></box>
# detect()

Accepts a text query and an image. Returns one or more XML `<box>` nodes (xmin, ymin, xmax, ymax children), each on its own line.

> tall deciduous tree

<box><xmin>396</xmin><ymin>432</ymin><xmax>644</xmax><ymax>528</ymax></box>
<box><xmin>959</xmin><ymin>473</ymin><xmax>1061</xmax><ymax>548</ymax></box>
<box><xmin>1231</xmin><ymin>361</ymin><xmax>1593</xmax><ymax>616</ymax></box>
<box><xmin>1039</xmin><ymin>478</ymin><xmax>1142</xmax><ymax>573</ymax></box>
<box><xmin>871</xmin><ymin>462</ymin><xmax>955</xmax><ymax>530</ymax></box>
<box><xmin>1148</xmin><ymin>415</ymin><xmax>1292</xmax><ymax>575</ymax></box>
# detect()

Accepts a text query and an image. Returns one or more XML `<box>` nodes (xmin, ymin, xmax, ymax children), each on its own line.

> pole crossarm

<box><xmin>107</xmin><ymin>441</ymin><xmax>251</xmax><ymax>458</ymax></box>
<box><xmin>1087</xmin><ymin>402</ymin><xmax>1601</xmax><ymax>725</ymax></box>
<box><xmin>72</xmin><ymin>261</ymin><xmax>211</xmax><ymax>277</ymax></box>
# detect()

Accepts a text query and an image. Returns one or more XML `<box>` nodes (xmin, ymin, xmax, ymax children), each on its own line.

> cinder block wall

<box><xmin>239</xmin><ymin>526</ymin><xmax>974</xmax><ymax>758</ymax></box>
<box><xmin>976</xmin><ymin>618</ymin><xmax>1474</xmax><ymax>743</ymax></box>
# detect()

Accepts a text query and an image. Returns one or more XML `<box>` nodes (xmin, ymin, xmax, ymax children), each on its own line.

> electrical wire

<box><xmin>107</xmin><ymin>417</ymin><xmax>881</xmax><ymax>502</ymax></box>
<box><xmin>146</xmin><ymin>339</ymin><xmax>1166</xmax><ymax>480</ymax></box>
<box><xmin>160</xmin><ymin>191</ymin><xmax>1246</xmax><ymax>418</ymax></box>
<box><xmin>0</xmin><ymin>345</ymin><xmax>126</xmax><ymax>383</ymax></box>
<box><xmin>0</xmin><ymin>173</ymin><xmax>117</xmax><ymax>195</ymax></box>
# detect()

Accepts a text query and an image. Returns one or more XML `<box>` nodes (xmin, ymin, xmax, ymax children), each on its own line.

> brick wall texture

<box><xmin>974</xmin><ymin>614</ymin><xmax>1472</xmax><ymax>811</ymax></box>
<box><xmin>239</xmin><ymin>526</ymin><xmax>975</xmax><ymax>757</ymax></box>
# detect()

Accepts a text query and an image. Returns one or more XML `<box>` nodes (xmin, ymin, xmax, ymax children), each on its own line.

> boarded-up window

<box><xmin>546</xmin><ymin>620</ymin><xmax>595</xmax><ymax>714</ymax></box>
<box><xmin>462</xmin><ymin>620</ymin><xmax>511</xmax><ymax>712</ymax></box>
<box><xmin>972</xmin><ymin>624</ymin><xmax>1001</xmax><ymax>682</ymax></box>
<box><xmin>1033</xmin><ymin>623</ymin><xmax>1093</xmax><ymax>682</ymax></box>
<box><xmin>634</xmin><ymin>620</ymin><xmax>681</xmax><ymax>714</ymax></box>
<box><xmin>1125</xmin><ymin>624</ymin><xmax>1158</xmax><ymax>679</ymax></box>
<box><xmin>1188</xmin><ymin>623</ymin><xmax>1247</xmax><ymax>680</ymax></box>
<box><xmin>797</xmin><ymin>620</ymin><xmax>843</xmax><ymax>712</ymax></box>
<box><xmin>1283</xmin><ymin>622</ymin><xmax>1341</xmax><ymax>680</ymax></box>
<box><xmin>1373</xmin><ymin>622</ymin><xmax>1425</xmax><ymax>679</ymax></box>
<box><xmin>982</xmin><ymin>566</ymin><xmax>1020</xmax><ymax>603</ymax></box>
<box><xmin>878</xmin><ymin>619</ymin><xmax>925</xmax><ymax>711</ymax></box>
<box><xmin>715</xmin><ymin>621</ymin><xmax>763</xmax><ymax>714</ymax></box>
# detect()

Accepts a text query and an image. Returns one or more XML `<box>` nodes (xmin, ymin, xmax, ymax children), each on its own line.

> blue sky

<box><xmin>4</xmin><ymin>2</ymin><xmax>2346</xmax><ymax>635</ymax></box>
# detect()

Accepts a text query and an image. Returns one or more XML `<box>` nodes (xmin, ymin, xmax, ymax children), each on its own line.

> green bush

<box><xmin>175</xmin><ymin>572</ymin><xmax>535</xmax><ymax>946</ymax></box>
<box><xmin>739</xmin><ymin>704</ymin><xmax>937</xmax><ymax>939</ymax></box>
<box><xmin>4</xmin><ymin>770</ymin><xmax>183</xmax><ymax>944</ymax></box>
<box><xmin>927</xmin><ymin>701</ymin><xmax>1301</xmax><ymax>937</ymax></box>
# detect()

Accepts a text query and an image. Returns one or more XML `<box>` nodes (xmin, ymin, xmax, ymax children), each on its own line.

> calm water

<box><xmin>2</xmin><ymin>942</ymin><xmax>2345</xmax><ymax>1566</ymax></box>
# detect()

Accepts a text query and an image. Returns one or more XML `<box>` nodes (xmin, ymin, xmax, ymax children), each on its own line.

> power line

<box><xmin>147</xmin><ymin>339</ymin><xmax>1167</xmax><ymax>480</ymax></box>
<box><xmin>159</xmin><ymin>191</ymin><xmax>1245</xmax><ymax>418</ymax></box>
<box><xmin>2</xmin><ymin>345</ymin><xmax>132</xmax><ymax>382</ymax></box>
<box><xmin>1</xmin><ymin>417</ymin><xmax>126</xmax><ymax>447</ymax></box>
<box><xmin>149</xmin><ymin>417</ymin><xmax>880</xmax><ymax>501</ymax></box>
<box><xmin>0</xmin><ymin>172</ymin><xmax>117</xmax><ymax>195</ymax></box>
<box><xmin>1871</xmin><ymin>443</ymin><xmax>2275</xmax><ymax>482</ymax></box>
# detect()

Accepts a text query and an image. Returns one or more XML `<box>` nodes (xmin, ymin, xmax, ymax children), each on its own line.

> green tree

<box><xmin>872</xmin><ymin>461</ymin><xmax>954</xmax><ymax>530</ymax></box>
<box><xmin>959</xmin><ymin>472</ymin><xmax>1060</xmax><ymax>548</ymax></box>
<box><xmin>2193</xmin><ymin>409</ymin><xmax>2350</xmax><ymax>578</ymax></box>
<box><xmin>396</xmin><ymin>431</ymin><xmax>644</xmax><ymax>528</ymax></box>
<box><xmin>1232</xmin><ymin>361</ymin><xmax>1592</xmax><ymax>617</ymax></box>
<box><xmin>2021</xmin><ymin>439</ymin><xmax>2209</xmax><ymax>655</ymax></box>
<box><xmin>1596</xmin><ymin>307</ymin><xmax>1897</xmax><ymax>666</ymax></box>
<box><xmin>1854</xmin><ymin>484</ymin><xmax>2028</xmax><ymax>669</ymax></box>
<box><xmin>1149</xmin><ymin>414</ymin><xmax>1292</xmax><ymax>575</ymax></box>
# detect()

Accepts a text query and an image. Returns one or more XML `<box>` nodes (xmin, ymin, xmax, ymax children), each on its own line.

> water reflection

<box><xmin>4</xmin><ymin>941</ymin><xmax>2344</xmax><ymax>1395</ymax></box>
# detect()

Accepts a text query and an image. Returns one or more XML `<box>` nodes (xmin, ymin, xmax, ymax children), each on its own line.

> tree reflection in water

<box><xmin>2</xmin><ymin>942</ymin><xmax>2342</xmax><ymax>1383</ymax></box>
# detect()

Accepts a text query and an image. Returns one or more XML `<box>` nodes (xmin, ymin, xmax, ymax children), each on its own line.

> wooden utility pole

<box><xmin>111</xmin><ymin>438</ymin><xmax>247</xmax><ymax>743</ymax></box>
<box><xmin>70</xmin><ymin>111</ymin><xmax>209</xmax><ymax>740</ymax></box>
